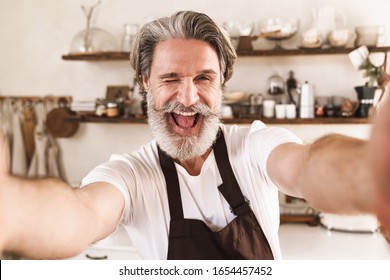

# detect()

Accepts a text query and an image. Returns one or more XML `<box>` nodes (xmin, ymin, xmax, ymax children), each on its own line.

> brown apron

<box><xmin>157</xmin><ymin>130</ymin><xmax>274</xmax><ymax>260</ymax></box>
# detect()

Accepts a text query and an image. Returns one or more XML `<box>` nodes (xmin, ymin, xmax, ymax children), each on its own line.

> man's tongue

<box><xmin>173</xmin><ymin>113</ymin><xmax>196</xmax><ymax>128</ymax></box>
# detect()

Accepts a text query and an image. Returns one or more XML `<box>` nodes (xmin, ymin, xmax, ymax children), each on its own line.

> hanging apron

<box><xmin>158</xmin><ymin>130</ymin><xmax>274</xmax><ymax>260</ymax></box>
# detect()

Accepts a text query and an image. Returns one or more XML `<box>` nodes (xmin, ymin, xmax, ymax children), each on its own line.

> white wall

<box><xmin>0</xmin><ymin>0</ymin><xmax>386</xmax><ymax>183</ymax></box>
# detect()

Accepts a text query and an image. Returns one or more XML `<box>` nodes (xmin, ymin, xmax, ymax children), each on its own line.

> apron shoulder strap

<box><xmin>214</xmin><ymin>130</ymin><xmax>251</xmax><ymax>216</ymax></box>
<box><xmin>157</xmin><ymin>146</ymin><xmax>184</xmax><ymax>220</ymax></box>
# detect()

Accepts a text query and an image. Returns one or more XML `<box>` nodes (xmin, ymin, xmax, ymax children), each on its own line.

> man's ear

<box><xmin>142</xmin><ymin>74</ymin><xmax>149</xmax><ymax>91</ymax></box>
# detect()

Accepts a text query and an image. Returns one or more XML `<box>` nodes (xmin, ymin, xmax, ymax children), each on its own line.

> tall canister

<box><xmin>299</xmin><ymin>81</ymin><xmax>315</xmax><ymax>118</ymax></box>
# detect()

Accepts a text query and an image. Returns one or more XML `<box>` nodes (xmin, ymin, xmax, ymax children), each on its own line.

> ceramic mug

<box><xmin>275</xmin><ymin>104</ymin><xmax>286</xmax><ymax>119</ymax></box>
<box><xmin>263</xmin><ymin>99</ymin><xmax>275</xmax><ymax>118</ymax></box>
<box><xmin>285</xmin><ymin>104</ymin><xmax>297</xmax><ymax>119</ymax></box>
<box><xmin>301</xmin><ymin>28</ymin><xmax>322</xmax><ymax>48</ymax></box>
<box><xmin>348</xmin><ymin>45</ymin><xmax>369</xmax><ymax>69</ymax></box>
<box><xmin>328</xmin><ymin>28</ymin><xmax>356</xmax><ymax>48</ymax></box>
<box><xmin>355</xmin><ymin>25</ymin><xmax>387</xmax><ymax>47</ymax></box>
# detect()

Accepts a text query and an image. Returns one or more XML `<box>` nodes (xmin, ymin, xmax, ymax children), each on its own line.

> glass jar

<box><xmin>121</xmin><ymin>24</ymin><xmax>139</xmax><ymax>52</ymax></box>
<box><xmin>267</xmin><ymin>73</ymin><xmax>285</xmax><ymax>95</ymax></box>
<box><xmin>70</xmin><ymin>27</ymin><xmax>117</xmax><ymax>53</ymax></box>
<box><xmin>106</xmin><ymin>102</ymin><xmax>119</xmax><ymax>117</ymax></box>
<box><xmin>324</xmin><ymin>97</ymin><xmax>336</xmax><ymax>117</ymax></box>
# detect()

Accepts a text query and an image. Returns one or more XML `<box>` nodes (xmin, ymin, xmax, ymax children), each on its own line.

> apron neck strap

<box><xmin>214</xmin><ymin>130</ymin><xmax>251</xmax><ymax>216</ymax></box>
<box><xmin>158</xmin><ymin>146</ymin><xmax>184</xmax><ymax>220</ymax></box>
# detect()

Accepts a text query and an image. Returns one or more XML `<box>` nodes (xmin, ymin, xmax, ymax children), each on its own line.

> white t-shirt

<box><xmin>81</xmin><ymin>121</ymin><xmax>302</xmax><ymax>259</ymax></box>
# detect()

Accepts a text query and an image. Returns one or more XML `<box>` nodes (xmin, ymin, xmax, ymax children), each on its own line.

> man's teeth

<box><xmin>174</xmin><ymin>110</ymin><xmax>197</xmax><ymax>116</ymax></box>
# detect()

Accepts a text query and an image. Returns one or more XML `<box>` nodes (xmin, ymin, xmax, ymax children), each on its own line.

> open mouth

<box><xmin>171</xmin><ymin>110</ymin><xmax>201</xmax><ymax>129</ymax></box>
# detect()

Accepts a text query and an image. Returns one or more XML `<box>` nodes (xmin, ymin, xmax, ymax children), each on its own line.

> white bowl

<box><xmin>223</xmin><ymin>91</ymin><xmax>247</xmax><ymax>102</ymax></box>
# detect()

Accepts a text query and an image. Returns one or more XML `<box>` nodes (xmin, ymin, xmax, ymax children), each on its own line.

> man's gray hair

<box><xmin>130</xmin><ymin>10</ymin><xmax>237</xmax><ymax>92</ymax></box>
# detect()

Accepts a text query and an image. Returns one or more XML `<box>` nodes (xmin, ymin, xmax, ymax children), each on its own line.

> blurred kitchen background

<box><xmin>1</xmin><ymin>0</ymin><xmax>390</xmax><ymax>259</ymax></box>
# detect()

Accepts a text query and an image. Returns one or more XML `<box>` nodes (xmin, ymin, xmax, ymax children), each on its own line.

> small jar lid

<box><xmin>107</xmin><ymin>102</ymin><xmax>118</xmax><ymax>108</ymax></box>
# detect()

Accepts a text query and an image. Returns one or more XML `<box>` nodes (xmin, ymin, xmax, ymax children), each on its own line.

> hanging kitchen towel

<box><xmin>0</xmin><ymin>99</ymin><xmax>3</xmax><ymax>134</ymax></box>
<box><xmin>11</xmin><ymin>101</ymin><xmax>28</xmax><ymax>176</ymax></box>
<box><xmin>1</xmin><ymin>99</ymin><xmax>13</xmax><ymax>171</ymax></box>
<box><xmin>45</xmin><ymin>99</ymin><xmax>67</xmax><ymax>180</ymax></box>
<box><xmin>27</xmin><ymin>149</ymin><xmax>38</xmax><ymax>177</ymax></box>
<box><xmin>27</xmin><ymin>102</ymin><xmax>47</xmax><ymax>177</ymax></box>
<box><xmin>47</xmin><ymin>135</ymin><xmax>65</xmax><ymax>179</ymax></box>
<box><xmin>1</xmin><ymin>99</ymin><xmax>12</xmax><ymax>140</ymax></box>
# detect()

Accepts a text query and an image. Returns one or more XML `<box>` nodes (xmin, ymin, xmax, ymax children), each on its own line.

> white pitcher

<box><xmin>311</xmin><ymin>6</ymin><xmax>347</xmax><ymax>44</ymax></box>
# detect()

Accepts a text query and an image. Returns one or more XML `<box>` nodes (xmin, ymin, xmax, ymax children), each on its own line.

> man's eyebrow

<box><xmin>198</xmin><ymin>69</ymin><xmax>218</xmax><ymax>76</ymax></box>
<box><xmin>158</xmin><ymin>72</ymin><xmax>180</xmax><ymax>80</ymax></box>
<box><xmin>158</xmin><ymin>69</ymin><xmax>218</xmax><ymax>80</ymax></box>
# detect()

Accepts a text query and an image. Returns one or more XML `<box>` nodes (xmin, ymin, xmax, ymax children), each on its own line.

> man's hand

<box><xmin>370</xmin><ymin>92</ymin><xmax>390</xmax><ymax>235</ymax></box>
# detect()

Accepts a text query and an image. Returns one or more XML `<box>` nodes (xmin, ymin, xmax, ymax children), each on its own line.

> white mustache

<box><xmin>155</xmin><ymin>101</ymin><xmax>219</xmax><ymax>117</ymax></box>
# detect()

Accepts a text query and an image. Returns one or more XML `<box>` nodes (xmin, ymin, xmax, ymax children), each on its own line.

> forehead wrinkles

<box><xmin>150</xmin><ymin>39</ymin><xmax>220</xmax><ymax>79</ymax></box>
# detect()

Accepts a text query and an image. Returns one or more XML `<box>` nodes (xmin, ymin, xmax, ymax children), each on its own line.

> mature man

<box><xmin>0</xmin><ymin>11</ymin><xmax>389</xmax><ymax>260</ymax></box>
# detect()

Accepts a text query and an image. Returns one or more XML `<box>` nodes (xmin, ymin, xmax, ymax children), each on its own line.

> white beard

<box><xmin>146</xmin><ymin>91</ymin><xmax>222</xmax><ymax>161</ymax></box>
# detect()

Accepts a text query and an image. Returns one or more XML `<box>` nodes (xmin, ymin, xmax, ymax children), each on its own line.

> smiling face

<box><xmin>144</xmin><ymin>38</ymin><xmax>222</xmax><ymax>160</ymax></box>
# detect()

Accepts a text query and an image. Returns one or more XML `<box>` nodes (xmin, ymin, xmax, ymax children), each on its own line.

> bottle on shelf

<box><xmin>286</xmin><ymin>70</ymin><xmax>298</xmax><ymax>105</ymax></box>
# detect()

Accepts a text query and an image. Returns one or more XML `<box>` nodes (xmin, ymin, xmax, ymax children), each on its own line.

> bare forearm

<box><xmin>0</xmin><ymin>176</ymin><xmax>101</xmax><ymax>259</ymax></box>
<box><xmin>299</xmin><ymin>134</ymin><xmax>374</xmax><ymax>214</ymax></box>
<box><xmin>370</xmin><ymin>96</ymin><xmax>390</xmax><ymax>233</ymax></box>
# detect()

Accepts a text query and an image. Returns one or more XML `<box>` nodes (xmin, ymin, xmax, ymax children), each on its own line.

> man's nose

<box><xmin>176</xmin><ymin>80</ymin><xmax>200</xmax><ymax>107</ymax></box>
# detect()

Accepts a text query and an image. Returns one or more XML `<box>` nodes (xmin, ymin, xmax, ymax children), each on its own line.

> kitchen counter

<box><xmin>279</xmin><ymin>223</ymin><xmax>390</xmax><ymax>259</ymax></box>
<box><xmin>69</xmin><ymin>223</ymin><xmax>390</xmax><ymax>260</ymax></box>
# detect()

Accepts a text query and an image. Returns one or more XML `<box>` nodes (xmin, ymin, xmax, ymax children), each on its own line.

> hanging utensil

<box><xmin>21</xmin><ymin>101</ymin><xmax>36</xmax><ymax>164</ymax></box>
<box><xmin>46</xmin><ymin>97</ymin><xmax>79</xmax><ymax>138</ymax></box>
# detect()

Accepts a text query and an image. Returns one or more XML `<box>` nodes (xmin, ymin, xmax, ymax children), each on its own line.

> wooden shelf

<box><xmin>65</xmin><ymin>115</ymin><xmax>148</xmax><ymax>123</ymax></box>
<box><xmin>62</xmin><ymin>51</ymin><xmax>130</xmax><ymax>61</ymax></box>
<box><xmin>280</xmin><ymin>214</ymin><xmax>320</xmax><ymax>226</ymax></box>
<box><xmin>65</xmin><ymin>114</ymin><xmax>370</xmax><ymax>125</ymax></box>
<box><xmin>237</xmin><ymin>46</ymin><xmax>390</xmax><ymax>57</ymax></box>
<box><xmin>223</xmin><ymin>117</ymin><xmax>369</xmax><ymax>125</ymax></box>
<box><xmin>61</xmin><ymin>46</ymin><xmax>390</xmax><ymax>61</ymax></box>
